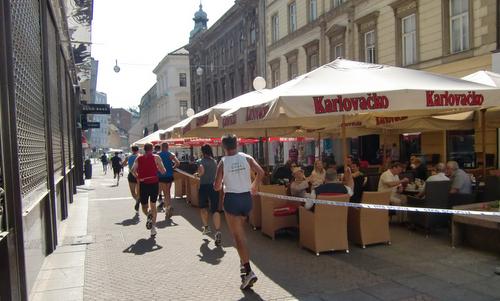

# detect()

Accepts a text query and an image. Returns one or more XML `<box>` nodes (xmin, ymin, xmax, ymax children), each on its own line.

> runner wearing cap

<box><xmin>131</xmin><ymin>143</ymin><xmax>167</xmax><ymax>237</ymax></box>
<box><xmin>214</xmin><ymin>134</ymin><xmax>264</xmax><ymax>290</ymax></box>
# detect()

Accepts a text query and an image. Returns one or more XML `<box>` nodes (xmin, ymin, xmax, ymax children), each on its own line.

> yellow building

<box><xmin>265</xmin><ymin>0</ymin><xmax>498</xmax><ymax>168</ymax></box>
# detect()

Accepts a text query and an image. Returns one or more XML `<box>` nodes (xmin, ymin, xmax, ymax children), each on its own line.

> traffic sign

<box><xmin>81</xmin><ymin>103</ymin><xmax>110</xmax><ymax>114</ymax></box>
<box><xmin>85</xmin><ymin>122</ymin><xmax>100</xmax><ymax>129</ymax></box>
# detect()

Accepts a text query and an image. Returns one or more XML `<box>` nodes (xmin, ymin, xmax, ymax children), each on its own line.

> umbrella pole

<box><xmin>265</xmin><ymin>128</ymin><xmax>270</xmax><ymax>171</ymax></box>
<box><xmin>382</xmin><ymin>129</ymin><xmax>387</xmax><ymax>170</ymax></box>
<box><xmin>317</xmin><ymin>132</ymin><xmax>321</xmax><ymax>161</ymax></box>
<box><xmin>342</xmin><ymin>115</ymin><xmax>347</xmax><ymax>165</ymax></box>
<box><xmin>481</xmin><ymin>109</ymin><xmax>487</xmax><ymax>179</ymax></box>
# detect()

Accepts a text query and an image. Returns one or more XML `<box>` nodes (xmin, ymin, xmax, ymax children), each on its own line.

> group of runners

<box><xmin>118</xmin><ymin>134</ymin><xmax>263</xmax><ymax>290</ymax></box>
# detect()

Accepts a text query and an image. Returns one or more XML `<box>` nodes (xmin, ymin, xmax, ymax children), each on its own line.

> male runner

<box><xmin>158</xmin><ymin>142</ymin><xmax>180</xmax><ymax>219</ymax></box>
<box><xmin>125</xmin><ymin>145</ymin><xmax>140</xmax><ymax>214</ymax></box>
<box><xmin>214</xmin><ymin>134</ymin><xmax>264</xmax><ymax>290</ymax></box>
<box><xmin>111</xmin><ymin>152</ymin><xmax>122</xmax><ymax>186</ymax></box>
<box><xmin>131</xmin><ymin>143</ymin><xmax>166</xmax><ymax>237</ymax></box>
<box><xmin>195</xmin><ymin>144</ymin><xmax>221</xmax><ymax>246</ymax></box>
<box><xmin>100</xmin><ymin>152</ymin><xmax>108</xmax><ymax>174</ymax></box>
<box><xmin>154</xmin><ymin>144</ymin><xmax>164</xmax><ymax>210</ymax></box>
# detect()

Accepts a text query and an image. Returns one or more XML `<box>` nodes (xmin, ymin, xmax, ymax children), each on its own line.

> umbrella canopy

<box><xmin>461</xmin><ymin>70</ymin><xmax>500</xmax><ymax>128</ymax></box>
<box><xmin>221</xmin><ymin>59</ymin><xmax>500</xmax><ymax>131</ymax></box>
<box><xmin>132</xmin><ymin>129</ymin><xmax>166</xmax><ymax>146</ymax></box>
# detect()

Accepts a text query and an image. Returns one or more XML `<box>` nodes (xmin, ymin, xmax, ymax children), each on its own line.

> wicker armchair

<box><xmin>260</xmin><ymin>185</ymin><xmax>297</xmax><ymax>240</ymax></box>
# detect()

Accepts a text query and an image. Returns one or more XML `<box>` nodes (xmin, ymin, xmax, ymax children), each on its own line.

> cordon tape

<box><xmin>175</xmin><ymin>169</ymin><xmax>500</xmax><ymax>217</ymax></box>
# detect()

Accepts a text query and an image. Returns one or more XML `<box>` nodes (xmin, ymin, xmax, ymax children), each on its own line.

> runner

<box><xmin>195</xmin><ymin>144</ymin><xmax>221</xmax><ymax>246</ymax></box>
<box><xmin>131</xmin><ymin>143</ymin><xmax>166</xmax><ymax>237</ymax></box>
<box><xmin>214</xmin><ymin>134</ymin><xmax>264</xmax><ymax>290</ymax></box>
<box><xmin>111</xmin><ymin>152</ymin><xmax>122</xmax><ymax>186</ymax></box>
<box><xmin>154</xmin><ymin>144</ymin><xmax>164</xmax><ymax>211</ymax></box>
<box><xmin>158</xmin><ymin>142</ymin><xmax>180</xmax><ymax>219</ymax></box>
<box><xmin>125</xmin><ymin>145</ymin><xmax>140</xmax><ymax>214</ymax></box>
<box><xmin>100</xmin><ymin>152</ymin><xmax>108</xmax><ymax>174</ymax></box>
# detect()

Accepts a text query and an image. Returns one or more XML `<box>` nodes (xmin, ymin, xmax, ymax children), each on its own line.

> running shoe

<box><xmin>134</xmin><ymin>201</ymin><xmax>140</xmax><ymax>212</ymax></box>
<box><xmin>201</xmin><ymin>226</ymin><xmax>211</xmax><ymax>235</ymax></box>
<box><xmin>150</xmin><ymin>226</ymin><xmax>157</xmax><ymax>237</ymax></box>
<box><xmin>240</xmin><ymin>271</ymin><xmax>257</xmax><ymax>290</ymax></box>
<box><xmin>240</xmin><ymin>265</ymin><xmax>246</xmax><ymax>282</ymax></box>
<box><xmin>165</xmin><ymin>206</ymin><xmax>173</xmax><ymax>219</ymax></box>
<box><xmin>146</xmin><ymin>212</ymin><xmax>153</xmax><ymax>230</ymax></box>
<box><xmin>215</xmin><ymin>231</ymin><xmax>222</xmax><ymax>247</ymax></box>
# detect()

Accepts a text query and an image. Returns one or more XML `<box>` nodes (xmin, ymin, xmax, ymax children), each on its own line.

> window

<box><xmin>450</xmin><ymin>0</ymin><xmax>469</xmax><ymax>53</ymax></box>
<box><xmin>288</xmin><ymin>2</ymin><xmax>297</xmax><ymax>33</ymax></box>
<box><xmin>271</xmin><ymin>14</ymin><xmax>279</xmax><ymax>42</ymax></box>
<box><xmin>304</xmin><ymin>40</ymin><xmax>320</xmax><ymax>71</ymax></box>
<box><xmin>221</xmin><ymin>79</ymin><xmax>226</xmax><ymax>102</ymax></box>
<box><xmin>229</xmin><ymin>39</ymin><xmax>234</xmax><ymax>59</ymax></box>
<box><xmin>309</xmin><ymin>0</ymin><xmax>318</xmax><ymax>22</ymax></box>
<box><xmin>179</xmin><ymin>73</ymin><xmax>187</xmax><ymax>87</ymax></box>
<box><xmin>213</xmin><ymin>81</ymin><xmax>218</xmax><ymax>103</ymax></box>
<box><xmin>447</xmin><ymin>130</ymin><xmax>475</xmax><ymax>168</ymax></box>
<box><xmin>229</xmin><ymin>73</ymin><xmax>235</xmax><ymax>98</ymax></box>
<box><xmin>239</xmin><ymin>31</ymin><xmax>245</xmax><ymax>53</ymax></box>
<box><xmin>286</xmin><ymin>50</ymin><xmax>299</xmax><ymax>80</ymax></box>
<box><xmin>332</xmin><ymin>0</ymin><xmax>344</xmax><ymax>8</ymax></box>
<box><xmin>364</xmin><ymin>30</ymin><xmax>376</xmax><ymax>63</ymax></box>
<box><xmin>206</xmin><ymin>85</ymin><xmax>211</xmax><ymax>106</ymax></box>
<box><xmin>179</xmin><ymin>100</ymin><xmax>188</xmax><ymax>118</ymax></box>
<box><xmin>334</xmin><ymin>43</ymin><xmax>344</xmax><ymax>58</ymax></box>
<box><xmin>270</xmin><ymin>59</ymin><xmax>280</xmax><ymax>88</ymax></box>
<box><xmin>250</xmin><ymin>21</ymin><xmax>256</xmax><ymax>45</ymax></box>
<box><xmin>309</xmin><ymin>53</ymin><xmax>319</xmax><ymax>70</ymax></box>
<box><xmin>402</xmin><ymin>14</ymin><xmax>417</xmax><ymax>66</ymax></box>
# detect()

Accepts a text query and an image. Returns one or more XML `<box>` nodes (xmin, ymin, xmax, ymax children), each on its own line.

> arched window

<box><xmin>153</xmin><ymin>123</ymin><xmax>159</xmax><ymax>132</ymax></box>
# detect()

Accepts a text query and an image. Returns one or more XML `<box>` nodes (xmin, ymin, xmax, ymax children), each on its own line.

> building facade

<box><xmin>109</xmin><ymin>107</ymin><xmax>132</xmax><ymax>149</ymax></box>
<box><xmin>0</xmin><ymin>0</ymin><xmax>87</xmax><ymax>299</ymax></box>
<box><xmin>136</xmin><ymin>47</ymin><xmax>192</xmax><ymax>140</ymax></box>
<box><xmin>187</xmin><ymin>0</ymin><xmax>267</xmax><ymax>112</ymax></box>
<box><xmin>89</xmin><ymin>91</ymin><xmax>109</xmax><ymax>150</ymax></box>
<box><xmin>265</xmin><ymin>0</ymin><xmax>499</xmax><ymax>166</ymax></box>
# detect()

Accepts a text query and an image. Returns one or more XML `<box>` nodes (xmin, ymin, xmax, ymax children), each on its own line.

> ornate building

<box><xmin>187</xmin><ymin>0</ymin><xmax>266</xmax><ymax>112</ymax></box>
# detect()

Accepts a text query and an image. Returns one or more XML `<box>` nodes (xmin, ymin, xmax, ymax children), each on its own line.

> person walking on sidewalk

<box><xmin>111</xmin><ymin>152</ymin><xmax>122</xmax><ymax>186</ymax></box>
<box><xmin>214</xmin><ymin>134</ymin><xmax>264</xmax><ymax>290</ymax></box>
<box><xmin>100</xmin><ymin>152</ymin><xmax>108</xmax><ymax>174</ymax></box>
<box><xmin>131</xmin><ymin>143</ymin><xmax>167</xmax><ymax>237</ymax></box>
<box><xmin>125</xmin><ymin>145</ymin><xmax>140</xmax><ymax>214</ymax></box>
<box><xmin>158</xmin><ymin>142</ymin><xmax>180</xmax><ymax>220</ymax></box>
<box><xmin>195</xmin><ymin>144</ymin><xmax>222</xmax><ymax>246</ymax></box>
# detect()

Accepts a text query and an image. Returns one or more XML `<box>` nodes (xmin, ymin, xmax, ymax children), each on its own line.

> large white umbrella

<box><xmin>132</xmin><ymin>129</ymin><xmax>166</xmax><ymax>147</ymax></box>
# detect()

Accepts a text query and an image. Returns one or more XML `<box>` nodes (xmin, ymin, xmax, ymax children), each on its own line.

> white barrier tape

<box><xmin>258</xmin><ymin>192</ymin><xmax>500</xmax><ymax>217</ymax></box>
<box><xmin>174</xmin><ymin>168</ymin><xmax>197</xmax><ymax>179</ymax></box>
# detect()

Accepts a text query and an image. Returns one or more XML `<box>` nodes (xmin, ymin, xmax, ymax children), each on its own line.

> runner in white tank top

<box><xmin>214</xmin><ymin>134</ymin><xmax>264</xmax><ymax>290</ymax></box>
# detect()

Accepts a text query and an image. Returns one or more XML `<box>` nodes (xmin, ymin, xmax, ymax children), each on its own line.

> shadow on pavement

<box><xmin>123</xmin><ymin>237</ymin><xmax>163</xmax><ymax>255</ymax></box>
<box><xmin>115</xmin><ymin>213</ymin><xmax>140</xmax><ymax>226</ymax></box>
<box><xmin>156</xmin><ymin>218</ymin><xmax>179</xmax><ymax>229</ymax></box>
<box><xmin>197</xmin><ymin>239</ymin><xmax>226</xmax><ymax>265</ymax></box>
<box><xmin>239</xmin><ymin>289</ymin><xmax>264</xmax><ymax>301</ymax></box>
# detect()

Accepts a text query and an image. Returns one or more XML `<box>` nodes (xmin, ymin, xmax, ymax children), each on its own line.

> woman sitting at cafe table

<box><xmin>307</xmin><ymin>160</ymin><xmax>326</xmax><ymax>189</ymax></box>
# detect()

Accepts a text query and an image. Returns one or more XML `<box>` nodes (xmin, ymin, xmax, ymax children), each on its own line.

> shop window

<box><xmin>447</xmin><ymin>130</ymin><xmax>475</xmax><ymax>168</ymax></box>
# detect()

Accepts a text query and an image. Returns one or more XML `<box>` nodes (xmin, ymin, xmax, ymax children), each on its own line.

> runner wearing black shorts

<box><xmin>111</xmin><ymin>152</ymin><xmax>122</xmax><ymax>186</ymax></box>
<box><xmin>214</xmin><ymin>134</ymin><xmax>264</xmax><ymax>290</ymax></box>
<box><xmin>131</xmin><ymin>143</ymin><xmax>166</xmax><ymax>237</ymax></box>
<box><xmin>126</xmin><ymin>146</ymin><xmax>140</xmax><ymax>213</ymax></box>
<box><xmin>196</xmin><ymin>144</ymin><xmax>221</xmax><ymax>246</ymax></box>
<box><xmin>158</xmin><ymin>142</ymin><xmax>180</xmax><ymax>219</ymax></box>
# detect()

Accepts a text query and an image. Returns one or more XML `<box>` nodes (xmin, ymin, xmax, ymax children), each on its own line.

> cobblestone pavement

<box><xmin>83</xmin><ymin>168</ymin><xmax>500</xmax><ymax>301</ymax></box>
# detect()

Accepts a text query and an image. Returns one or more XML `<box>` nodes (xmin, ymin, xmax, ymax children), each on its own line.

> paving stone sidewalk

<box><xmin>83</xmin><ymin>169</ymin><xmax>500</xmax><ymax>301</ymax></box>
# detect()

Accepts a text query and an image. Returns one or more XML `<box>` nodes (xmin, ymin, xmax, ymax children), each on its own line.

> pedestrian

<box><xmin>131</xmin><ymin>143</ymin><xmax>166</xmax><ymax>237</ymax></box>
<box><xmin>111</xmin><ymin>152</ymin><xmax>123</xmax><ymax>186</ymax></box>
<box><xmin>157</xmin><ymin>142</ymin><xmax>180</xmax><ymax>219</ymax></box>
<box><xmin>100</xmin><ymin>152</ymin><xmax>108</xmax><ymax>174</ymax></box>
<box><xmin>125</xmin><ymin>145</ymin><xmax>140</xmax><ymax>214</ymax></box>
<box><xmin>195</xmin><ymin>144</ymin><xmax>221</xmax><ymax>246</ymax></box>
<box><xmin>153</xmin><ymin>144</ymin><xmax>164</xmax><ymax>209</ymax></box>
<box><xmin>214</xmin><ymin>134</ymin><xmax>264</xmax><ymax>290</ymax></box>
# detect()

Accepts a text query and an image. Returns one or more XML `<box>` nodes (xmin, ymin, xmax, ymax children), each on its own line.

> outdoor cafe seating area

<box><xmin>172</xmin><ymin>162</ymin><xmax>500</xmax><ymax>256</ymax></box>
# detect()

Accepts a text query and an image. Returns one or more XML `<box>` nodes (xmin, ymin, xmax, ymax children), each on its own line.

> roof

<box><xmin>153</xmin><ymin>45</ymin><xmax>189</xmax><ymax>74</ymax></box>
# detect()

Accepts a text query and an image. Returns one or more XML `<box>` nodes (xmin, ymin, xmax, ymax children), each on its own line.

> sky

<box><xmin>91</xmin><ymin>0</ymin><xmax>235</xmax><ymax>109</ymax></box>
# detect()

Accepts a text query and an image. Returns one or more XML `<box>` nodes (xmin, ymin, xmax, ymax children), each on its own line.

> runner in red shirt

<box><xmin>131</xmin><ymin>143</ymin><xmax>166</xmax><ymax>237</ymax></box>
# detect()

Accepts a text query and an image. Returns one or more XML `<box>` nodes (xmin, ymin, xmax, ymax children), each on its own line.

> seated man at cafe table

<box><xmin>445</xmin><ymin>160</ymin><xmax>472</xmax><ymax>194</ymax></box>
<box><xmin>350</xmin><ymin>160</ymin><xmax>367</xmax><ymax>203</ymax></box>
<box><xmin>411</xmin><ymin>157</ymin><xmax>427</xmax><ymax>181</ymax></box>
<box><xmin>378</xmin><ymin>162</ymin><xmax>410</xmax><ymax>206</ymax></box>
<box><xmin>305</xmin><ymin>168</ymin><xmax>354</xmax><ymax>210</ymax></box>
<box><xmin>416</xmin><ymin>163</ymin><xmax>450</xmax><ymax>198</ymax></box>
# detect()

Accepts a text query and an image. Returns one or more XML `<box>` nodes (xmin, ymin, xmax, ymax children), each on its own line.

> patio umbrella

<box><xmin>221</xmin><ymin>59</ymin><xmax>500</xmax><ymax>162</ymax></box>
<box><xmin>132</xmin><ymin>129</ymin><xmax>167</xmax><ymax>147</ymax></box>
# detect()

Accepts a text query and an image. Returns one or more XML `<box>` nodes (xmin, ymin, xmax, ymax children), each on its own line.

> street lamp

<box><xmin>196</xmin><ymin>66</ymin><xmax>203</xmax><ymax>76</ymax></box>
<box><xmin>113</xmin><ymin>59</ymin><xmax>120</xmax><ymax>73</ymax></box>
<box><xmin>253</xmin><ymin>76</ymin><xmax>266</xmax><ymax>91</ymax></box>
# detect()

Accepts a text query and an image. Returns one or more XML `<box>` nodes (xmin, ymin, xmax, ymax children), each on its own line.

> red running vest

<box><xmin>137</xmin><ymin>153</ymin><xmax>159</xmax><ymax>184</ymax></box>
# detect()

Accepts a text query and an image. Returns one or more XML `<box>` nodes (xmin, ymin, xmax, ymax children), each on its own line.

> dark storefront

<box><xmin>0</xmin><ymin>0</ymin><xmax>84</xmax><ymax>299</ymax></box>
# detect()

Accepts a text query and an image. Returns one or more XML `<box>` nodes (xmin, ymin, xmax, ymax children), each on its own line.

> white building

<box><xmin>138</xmin><ymin>46</ymin><xmax>191</xmax><ymax>136</ymax></box>
<box><xmin>89</xmin><ymin>91</ymin><xmax>109</xmax><ymax>149</ymax></box>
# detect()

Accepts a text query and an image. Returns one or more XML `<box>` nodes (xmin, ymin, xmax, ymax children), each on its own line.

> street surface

<box><xmin>80</xmin><ymin>166</ymin><xmax>500</xmax><ymax>301</ymax></box>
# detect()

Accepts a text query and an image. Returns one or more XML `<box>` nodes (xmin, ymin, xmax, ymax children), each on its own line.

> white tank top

<box><xmin>222</xmin><ymin>152</ymin><xmax>252</xmax><ymax>193</ymax></box>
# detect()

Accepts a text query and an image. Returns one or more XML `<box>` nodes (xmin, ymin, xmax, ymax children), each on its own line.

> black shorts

<box><xmin>199</xmin><ymin>184</ymin><xmax>219</xmax><ymax>213</ymax></box>
<box><xmin>139</xmin><ymin>182</ymin><xmax>159</xmax><ymax>205</ymax></box>
<box><xmin>127</xmin><ymin>173</ymin><xmax>137</xmax><ymax>183</ymax></box>
<box><xmin>159</xmin><ymin>176</ymin><xmax>174</xmax><ymax>183</ymax></box>
<box><xmin>113</xmin><ymin>167</ymin><xmax>121</xmax><ymax>175</ymax></box>
<box><xmin>223</xmin><ymin>192</ymin><xmax>252</xmax><ymax>216</ymax></box>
